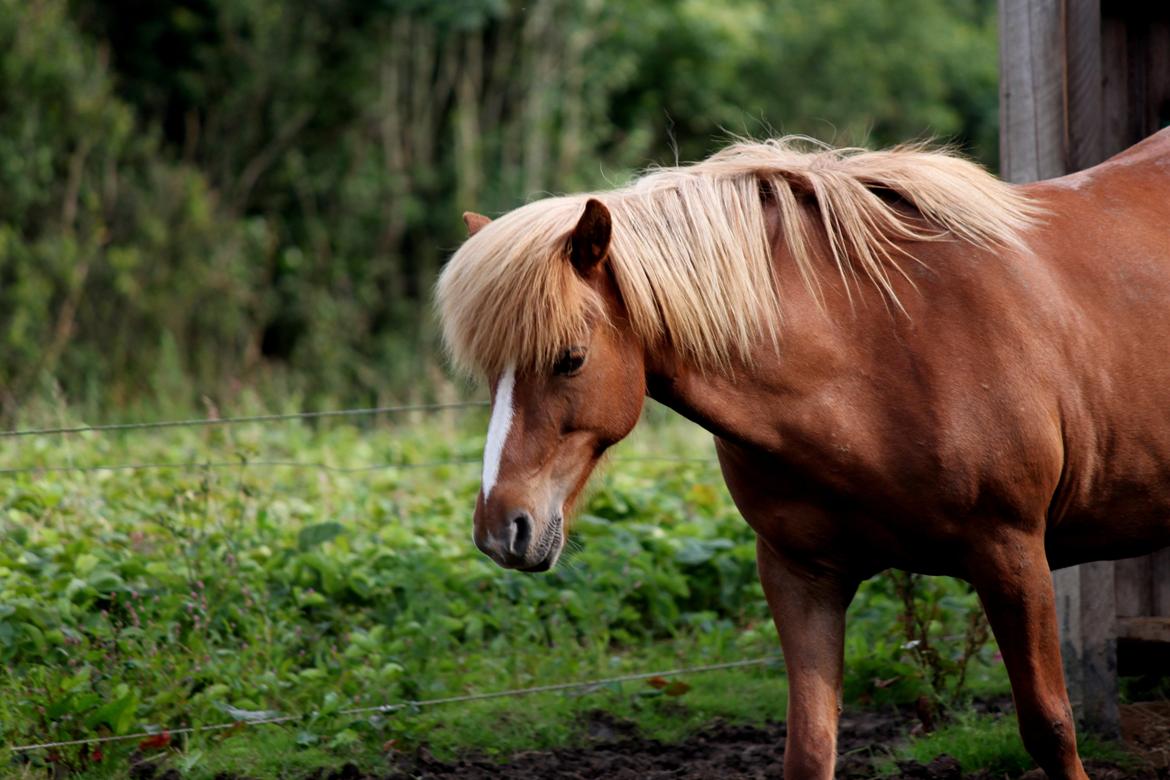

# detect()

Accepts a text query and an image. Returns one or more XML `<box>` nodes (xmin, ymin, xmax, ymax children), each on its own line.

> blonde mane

<box><xmin>436</xmin><ymin>137</ymin><xmax>1037</xmax><ymax>379</ymax></box>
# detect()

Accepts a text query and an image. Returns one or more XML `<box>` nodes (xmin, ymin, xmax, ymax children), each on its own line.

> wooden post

<box><xmin>1053</xmin><ymin>564</ymin><xmax>1120</xmax><ymax>738</ymax></box>
<box><xmin>999</xmin><ymin>0</ymin><xmax>1119</xmax><ymax>736</ymax></box>
<box><xmin>998</xmin><ymin>0</ymin><xmax>1066</xmax><ymax>182</ymax></box>
<box><xmin>1116</xmin><ymin>548</ymin><xmax>1170</xmax><ymax>669</ymax></box>
<box><xmin>1156</xmin><ymin>550</ymin><xmax>1170</xmax><ymax>616</ymax></box>
<box><xmin>1000</xmin><ymin>0</ymin><xmax>1170</xmax><ymax>738</ymax></box>
<box><xmin>998</xmin><ymin>0</ymin><xmax>1106</xmax><ymax>182</ymax></box>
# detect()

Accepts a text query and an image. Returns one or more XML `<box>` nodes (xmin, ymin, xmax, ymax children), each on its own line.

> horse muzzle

<box><xmin>474</xmin><ymin>509</ymin><xmax>564</xmax><ymax>572</ymax></box>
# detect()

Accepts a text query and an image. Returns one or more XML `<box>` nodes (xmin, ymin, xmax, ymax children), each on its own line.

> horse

<box><xmin>435</xmin><ymin>129</ymin><xmax>1170</xmax><ymax>779</ymax></box>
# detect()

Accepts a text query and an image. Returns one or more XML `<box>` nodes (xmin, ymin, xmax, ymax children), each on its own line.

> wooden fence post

<box><xmin>1053</xmin><ymin>564</ymin><xmax>1120</xmax><ymax>738</ymax></box>
<box><xmin>999</xmin><ymin>0</ymin><xmax>1120</xmax><ymax>737</ymax></box>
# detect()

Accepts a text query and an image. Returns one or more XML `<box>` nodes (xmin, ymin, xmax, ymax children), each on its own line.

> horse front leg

<box><xmin>970</xmin><ymin>531</ymin><xmax>1088</xmax><ymax>780</ymax></box>
<box><xmin>757</xmin><ymin>537</ymin><xmax>857</xmax><ymax>780</ymax></box>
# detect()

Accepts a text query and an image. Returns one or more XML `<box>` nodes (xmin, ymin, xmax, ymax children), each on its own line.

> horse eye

<box><xmin>552</xmin><ymin>348</ymin><xmax>586</xmax><ymax>376</ymax></box>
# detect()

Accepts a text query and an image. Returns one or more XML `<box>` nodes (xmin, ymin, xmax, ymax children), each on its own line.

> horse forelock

<box><xmin>436</xmin><ymin>196</ymin><xmax>603</xmax><ymax>380</ymax></box>
<box><xmin>436</xmin><ymin>136</ymin><xmax>1040</xmax><ymax>380</ymax></box>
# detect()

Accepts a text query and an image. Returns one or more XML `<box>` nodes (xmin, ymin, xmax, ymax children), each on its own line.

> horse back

<box><xmin>1030</xmin><ymin>125</ymin><xmax>1170</xmax><ymax>204</ymax></box>
<box><xmin>692</xmin><ymin>132</ymin><xmax>1170</xmax><ymax>574</ymax></box>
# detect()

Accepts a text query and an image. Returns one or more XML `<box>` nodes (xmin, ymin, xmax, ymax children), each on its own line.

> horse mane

<box><xmin>437</xmin><ymin>137</ymin><xmax>1038</xmax><ymax>379</ymax></box>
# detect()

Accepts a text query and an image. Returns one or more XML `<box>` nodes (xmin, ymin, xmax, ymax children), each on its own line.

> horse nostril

<box><xmin>508</xmin><ymin>512</ymin><xmax>533</xmax><ymax>558</ymax></box>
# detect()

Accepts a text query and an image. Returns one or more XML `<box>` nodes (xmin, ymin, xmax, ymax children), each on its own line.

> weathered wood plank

<box><xmin>999</xmin><ymin>0</ymin><xmax>1067</xmax><ymax>182</ymax></box>
<box><xmin>1080</xmin><ymin>561</ymin><xmax>1120</xmax><ymax>736</ymax></box>
<box><xmin>1100</xmin><ymin>13</ymin><xmax>1132</xmax><ymax>155</ymax></box>
<box><xmin>1152</xmin><ymin>549</ymin><xmax>1170</xmax><ymax>617</ymax></box>
<box><xmin>999</xmin><ymin>0</ymin><xmax>1170</xmax><ymax>741</ymax></box>
<box><xmin>1115</xmin><ymin>556</ymin><xmax>1152</xmax><ymax>618</ymax></box>
<box><xmin>1001</xmin><ymin>0</ymin><xmax>1119</xmax><ymax>737</ymax></box>
<box><xmin>1065</xmin><ymin>0</ymin><xmax>1105</xmax><ymax>169</ymax></box>
<box><xmin>1054</xmin><ymin>563</ymin><xmax>1120</xmax><ymax>737</ymax></box>
<box><xmin>1147</xmin><ymin>16</ymin><xmax>1170</xmax><ymax>132</ymax></box>
<box><xmin>1117</xmin><ymin>616</ymin><xmax>1170</xmax><ymax>644</ymax></box>
<box><xmin>1125</xmin><ymin>8</ymin><xmax>1150</xmax><ymax>145</ymax></box>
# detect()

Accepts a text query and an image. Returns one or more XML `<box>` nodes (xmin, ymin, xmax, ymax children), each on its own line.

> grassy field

<box><xmin>0</xmin><ymin>399</ymin><xmax>1010</xmax><ymax>777</ymax></box>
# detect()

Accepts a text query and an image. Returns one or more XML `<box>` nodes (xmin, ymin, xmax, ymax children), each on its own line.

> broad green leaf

<box><xmin>297</xmin><ymin>522</ymin><xmax>345</xmax><ymax>552</ymax></box>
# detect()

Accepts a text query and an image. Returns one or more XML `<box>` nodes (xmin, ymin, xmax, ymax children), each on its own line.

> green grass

<box><xmin>875</xmin><ymin>713</ymin><xmax>1033</xmax><ymax>775</ymax></box>
<box><xmin>875</xmin><ymin>712</ymin><xmax>1138</xmax><ymax>776</ymax></box>
<box><xmin>379</xmin><ymin>647</ymin><xmax>790</xmax><ymax>761</ymax></box>
<box><xmin>3</xmin><ymin>631</ymin><xmax>790</xmax><ymax>779</ymax></box>
<box><xmin>4</xmin><ymin>641</ymin><xmax>790</xmax><ymax>779</ymax></box>
<box><xmin>0</xmin><ymin>398</ymin><xmax>1009</xmax><ymax>778</ymax></box>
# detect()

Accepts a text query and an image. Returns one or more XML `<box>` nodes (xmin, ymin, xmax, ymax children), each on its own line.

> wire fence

<box><xmin>0</xmin><ymin>401</ymin><xmax>719</xmax><ymax>475</ymax></box>
<box><xmin>0</xmin><ymin>400</ymin><xmax>490</xmax><ymax>439</ymax></box>
<box><xmin>8</xmin><ymin>656</ymin><xmax>781</xmax><ymax>754</ymax></box>
<box><xmin>0</xmin><ymin>457</ymin><xmax>482</xmax><ymax>477</ymax></box>
<box><xmin>3</xmin><ymin>400</ymin><xmax>737</xmax><ymax>758</ymax></box>
<box><xmin>0</xmin><ymin>455</ymin><xmax>716</xmax><ymax>477</ymax></box>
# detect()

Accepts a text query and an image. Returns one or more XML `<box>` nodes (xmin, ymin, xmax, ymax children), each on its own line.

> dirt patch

<box><xmin>1123</xmin><ymin>701</ymin><xmax>1170</xmax><ymax>769</ymax></box>
<box><xmin>380</xmin><ymin>714</ymin><xmax>843</xmax><ymax>779</ymax></box>
<box><xmin>123</xmin><ymin>702</ymin><xmax>1169</xmax><ymax>779</ymax></box>
<box><xmin>373</xmin><ymin>703</ymin><xmax>1167</xmax><ymax>780</ymax></box>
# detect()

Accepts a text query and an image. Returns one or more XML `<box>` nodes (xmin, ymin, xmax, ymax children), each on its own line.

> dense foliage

<box><xmin>2</xmin><ymin>3</ymin><xmax>1012</xmax><ymax>774</ymax></box>
<box><xmin>0</xmin><ymin>0</ymin><xmax>998</xmax><ymax>415</ymax></box>
<box><xmin>0</xmin><ymin>409</ymin><xmax>1002</xmax><ymax>775</ymax></box>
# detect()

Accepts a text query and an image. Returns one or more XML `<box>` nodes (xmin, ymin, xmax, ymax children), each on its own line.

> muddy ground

<box><xmin>370</xmin><ymin>702</ymin><xmax>1170</xmax><ymax>780</ymax></box>
<box><xmin>130</xmin><ymin>701</ymin><xmax>1170</xmax><ymax>780</ymax></box>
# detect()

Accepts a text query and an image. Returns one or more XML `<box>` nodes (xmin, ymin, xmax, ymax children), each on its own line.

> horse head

<box><xmin>445</xmin><ymin>201</ymin><xmax>645</xmax><ymax>571</ymax></box>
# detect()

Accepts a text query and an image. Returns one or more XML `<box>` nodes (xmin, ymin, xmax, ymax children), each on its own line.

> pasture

<box><xmin>0</xmin><ymin>401</ymin><xmax>1025</xmax><ymax>778</ymax></box>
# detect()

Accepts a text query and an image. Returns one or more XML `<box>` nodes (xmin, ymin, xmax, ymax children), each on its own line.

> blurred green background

<box><xmin>0</xmin><ymin>0</ymin><xmax>997</xmax><ymax>419</ymax></box>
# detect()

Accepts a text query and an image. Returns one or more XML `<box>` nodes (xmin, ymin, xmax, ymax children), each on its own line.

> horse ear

<box><xmin>569</xmin><ymin>198</ymin><xmax>611</xmax><ymax>277</ymax></box>
<box><xmin>463</xmin><ymin>212</ymin><xmax>491</xmax><ymax>236</ymax></box>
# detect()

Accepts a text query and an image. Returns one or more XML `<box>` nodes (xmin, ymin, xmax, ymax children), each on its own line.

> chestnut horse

<box><xmin>436</xmin><ymin>129</ymin><xmax>1170</xmax><ymax>779</ymax></box>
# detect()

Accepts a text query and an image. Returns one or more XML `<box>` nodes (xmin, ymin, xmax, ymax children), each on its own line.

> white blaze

<box><xmin>482</xmin><ymin>364</ymin><xmax>516</xmax><ymax>500</ymax></box>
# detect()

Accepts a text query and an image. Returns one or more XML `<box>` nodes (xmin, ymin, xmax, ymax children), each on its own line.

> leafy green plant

<box><xmin>892</xmin><ymin>571</ymin><xmax>994</xmax><ymax>706</ymax></box>
<box><xmin>842</xmin><ymin>570</ymin><xmax>1004</xmax><ymax>714</ymax></box>
<box><xmin>0</xmin><ymin>405</ymin><xmax>1004</xmax><ymax>775</ymax></box>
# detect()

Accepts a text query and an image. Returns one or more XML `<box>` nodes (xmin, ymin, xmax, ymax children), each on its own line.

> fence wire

<box><xmin>0</xmin><ymin>458</ymin><xmax>482</xmax><ymax>476</ymax></box>
<box><xmin>0</xmin><ymin>455</ymin><xmax>716</xmax><ymax>477</ymax></box>
<box><xmin>9</xmin><ymin>656</ymin><xmax>781</xmax><ymax>754</ymax></box>
<box><xmin>0</xmin><ymin>400</ymin><xmax>490</xmax><ymax>439</ymax></box>
<box><xmin>2</xmin><ymin>399</ymin><xmax>734</xmax><ymax>758</ymax></box>
<box><xmin>0</xmin><ymin>401</ymin><xmax>722</xmax><ymax>475</ymax></box>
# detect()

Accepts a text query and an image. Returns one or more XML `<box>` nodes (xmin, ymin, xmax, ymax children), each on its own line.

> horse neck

<box><xmin>641</xmin><ymin>199</ymin><xmax>843</xmax><ymax>455</ymax></box>
<box><xmin>644</xmin><ymin>344</ymin><xmax>794</xmax><ymax>456</ymax></box>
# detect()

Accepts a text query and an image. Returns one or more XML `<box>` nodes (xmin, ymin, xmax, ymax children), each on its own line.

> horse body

<box><xmin>657</xmin><ymin>128</ymin><xmax>1170</xmax><ymax>580</ymax></box>
<box><xmin>437</xmin><ymin>129</ymin><xmax>1170</xmax><ymax>779</ymax></box>
<box><xmin>1026</xmin><ymin>131</ymin><xmax>1170</xmax><ymax>563</ymax></box>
